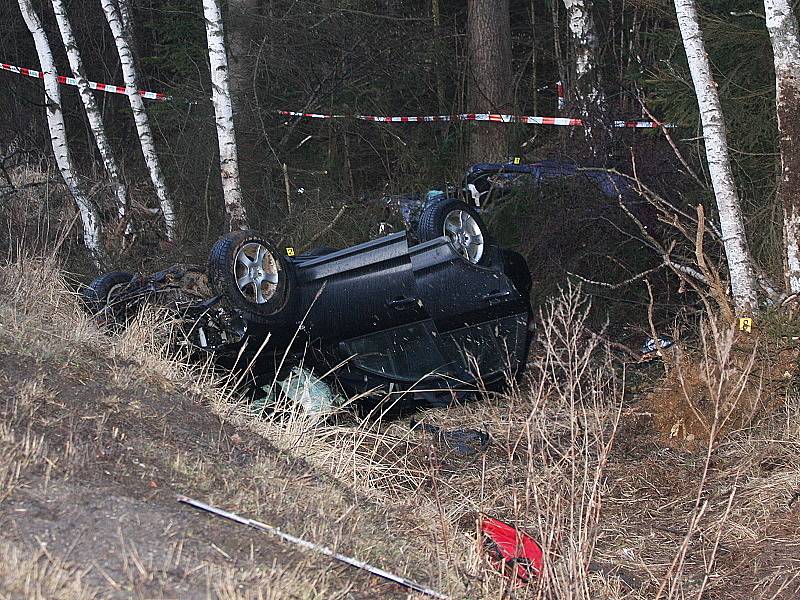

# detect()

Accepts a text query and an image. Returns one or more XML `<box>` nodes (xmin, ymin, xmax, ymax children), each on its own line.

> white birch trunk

<box><xmin>562</xmin><ymin>0</ymin><xmax>599</xmax><ymax>102</ymax></box>
<box><xmin>764</xmin><ymin>0</ymin><xmax>800</xmax><ymax>293</ymax></box>
<box><xmin>116</xmin><ymin>0</ymin><xmax>134</xmax><ymax>36</ymax></box>
<box><xmin>674</xmin><ymin>0</ymin><xmax>758</xmax><ymax>312</ymax></box>
<box><xmin>101</xmin><ymin>0</ymin><xmax>176</xmax><ymax>239</ymax></box>
<box><xmin>51</xmin><ymin>0</ymin><xmax>128</xmax><ymax>226</ymax></box>
<box><xmin>562</xmin><ymin>0</ymin><xmax>605</xmax><ymax>150</ymax></box>
<box><xmin>203</xmin><ymin>0</ymin><xmax>248</xmax><ymax>230</ymax></box>
<box><xmin>17</xmin><ymin>0</ymin><xmax>102</xmax><ymax>259</ymax></box>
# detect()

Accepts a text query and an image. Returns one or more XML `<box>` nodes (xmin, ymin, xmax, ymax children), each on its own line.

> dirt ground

<box><xmin>0</xmin><ymin>351</ymin><xmax>440</xmax><ymax>598</ymax></box>
<box><xmin>0</xmin><ymin>261</ymin><xmax>452</xmax><ymax>598</ymax></box>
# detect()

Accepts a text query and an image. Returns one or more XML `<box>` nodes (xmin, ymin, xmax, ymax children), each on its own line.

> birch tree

<box><xmin>467</xmin><ymin>0</ymin><xmax>512</xmax><ymax>163</ymax></box>
<box><xmin>674</xmin><ymin>0</ymin><xmax>758</xmax><ymax>312</ymax></box>
<box><xmin>51</xmin><ymin>0</ymin><xmax>128</xmax><ymax>228</ymax></box>
<box><xmin>101</xmin><ymin>0</ymin><xmax>176</xmax><ymax>240</ymax></box>
<box><xmin>17</xmin><ymin>0</ymin><xmax>102</xmax><ymax>260</ymax></box>
<box><xmin>562</xmin><ymin>1</ymin><xmax>600</xmax><ymax>107</ymax></box>
<box><xmin>203</xmin><ymin>0</ymin><xmax>248</xmax><ymax>230</ymax></box>
<box><xmin>764</xmin><ymin>0</ymin><xmax>800</xmax><ymax>293</ymax></box>
<box><xmin>116</xmin><ymin>0</ymin><xmax>134</xmax><ymax>35</ymax></box>
<box><xmin>562</xmin><ymin>0</ymin><xmax>606</xmax><ymax>151</ymax></box>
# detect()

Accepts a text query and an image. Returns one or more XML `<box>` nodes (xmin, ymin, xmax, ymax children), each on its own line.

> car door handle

<box><xmin>483</xmin><ymin>290</ymin><xmax>512</xmax><ymax>304</ymax></box>
<box><xmin>387</xmin><ymin>296</ymin><xmax>419</xmax><ymax>310</ymax></box>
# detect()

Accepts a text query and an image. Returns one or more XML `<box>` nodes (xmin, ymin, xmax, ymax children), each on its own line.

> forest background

<box><xmin>0</xmin><ymin>0</ymin><xmax>792</xmax><ymax>324</ymax></box>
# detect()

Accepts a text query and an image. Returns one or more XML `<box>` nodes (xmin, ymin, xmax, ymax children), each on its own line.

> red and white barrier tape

<box><xmin>1</xmin><ymin>59</ymin><xmax>671</xmax><ymax>128</ymax></box>
<box><xmin>0</xmin><ymin>62</ymin><xmax>170</xmax><ymax>101</ymax></box>
<box><xmin>278</xmin><ymin>110</ymin><xmax>672</xmax><ymax>129</ymax></box>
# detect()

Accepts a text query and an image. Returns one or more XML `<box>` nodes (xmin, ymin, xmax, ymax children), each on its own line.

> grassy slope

<box><xmin>0</xmin><ymin>260</ymin><xmax>450</xmax><ymax>599</ymax></box>
<box><xmin>1</xmin><ymin>258</ymin><xmax>799</xmax><ymax>599</ymax></box>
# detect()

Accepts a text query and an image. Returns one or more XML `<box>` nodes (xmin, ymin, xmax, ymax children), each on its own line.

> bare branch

<box><xmin>730</xmin><ymin>10</ymin><xmax>766</xmax><ymax>19</ymax></box>
<box><xmin>567</xmin><ymin>263</ymin><xmax>666</xmax><ymax>290</ymax></box>
<box><xmin>300</xmin><ymin>205</ymin><xmax>349</xmax><ymax>251</ymax></box>
<box><xmin>637</xmin><ymin>96</ymin><xmax>707</xmax><ymax>189</ymax></box>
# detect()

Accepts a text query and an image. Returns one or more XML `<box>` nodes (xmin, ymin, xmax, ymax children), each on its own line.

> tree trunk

<box><xmin>563</xmin><ymin>1</ymin><xmax>599</xmax><ymax>103</ymax></box>
<box><xmin>431</xmin><ymin>0</ymin><xmax>446</xmax><ymax>111</ymax></box>
<box><xmin>17</xmin><ymin>0</ymin><xmax>102</xmax><ymax>261</ymax></box>
<box><xmin>551</xmin><ymin>1</ymin><xmax>568</xmax><ymax>101</ymax></box>
<box><xmin>226</xmin><ymin>0</ymin><xmax>257</xmax><ymax>109</ymax></box>
<box><xmin>101</xmin><ymin>0</ymin><xmax>176</xmax><ymax>240</ymax></box>
<box><xmin>674</xmin><ymin>0</ymin><xmax>758</xmax><ymax>313</ymax></box>
<box><xmin>530</xmin><ymin>1</ymin><xmax>539</xmax><ymax>114</ymax></box>
<box><xmin>51</xmin><ymin>0</ymin><xmax>128</xmax><ymax>227</ymax></box>
<box><xmin>764</xmin><ymin>0</ymin><xmax>800</xmax><ymax>293</ymax></box>
<box><xmin>203</xmin><ymin>0</ymin><xmax>248</xmax><ymax>230</ymax></box>
<box><xmin>467</xmin><ymin>0</ymin><xmax>512</xmax><ymax>163</ymax></box>
<box><xmin>116</xmin><ymin>0</ymin><xmax>134</xmax><ymax>36</ymax></box>
<box><xmin>562</xmin><ymin>0</ymin><xmax>607</xmax><ymax>153</ymax></box>
<box><xmin>225</xmin><ymin>0</ymin><xmax>261</xmax><ymax>211</ymax></box>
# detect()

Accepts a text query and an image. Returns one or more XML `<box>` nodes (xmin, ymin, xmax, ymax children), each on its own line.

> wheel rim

<box><xmin>234</xmin><ymin>242</ymin><xmax>280</xmax><ymax>304</ymax></box>
<box><xmin>443</xmin><ymin>209</ymin><xmax>484</xmax><ymax>263</ymax></box>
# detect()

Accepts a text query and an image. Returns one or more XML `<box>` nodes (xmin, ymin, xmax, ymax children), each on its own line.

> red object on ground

<box><xmin>480</xmin><ymin>516</ymin><xmax>544</xmax><ymax>583</ymax></box>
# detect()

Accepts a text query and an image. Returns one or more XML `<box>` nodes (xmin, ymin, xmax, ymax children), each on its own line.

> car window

<box><xmin>340</xmin><ymin>321</ymin><xmax>451</xmax><ymax>382</ymax></box>
<box><xmin>340</xmin><ymin>314</ymin><xmax>527</xmax><ymax>384</ymax></box>
<box><xmin>437</xmin><ymin>314</ymin><xmax>527</xmax><ymax>378</ymax></box>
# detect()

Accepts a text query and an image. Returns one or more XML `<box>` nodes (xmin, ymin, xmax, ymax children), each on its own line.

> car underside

<box><xmin>84</xmin><ymin>185</ymin><xmax>533</xmax><ymax>406</ymax></box>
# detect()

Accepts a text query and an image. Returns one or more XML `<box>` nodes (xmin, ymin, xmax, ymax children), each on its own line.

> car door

<box><xmin>409</xmin><ymin>237</ymin><xmax>531</xmax><ymax>381</ymax></box>
<box><xmin>409</xmin><ymin>237</ymin><xmax>526</xmax><ymax>332</ymax></box>
<box><xmin>292</xmin><ymin>232</ymin><xmax>428</xmax><ymax>343</ymax></box>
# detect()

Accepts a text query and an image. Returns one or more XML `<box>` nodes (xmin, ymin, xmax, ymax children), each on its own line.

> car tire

<box><xmin>417</xmin><ymin>197</ymin><xmax>490</xmax><ymax>265</ymax></box>
<box><xmin>208</xmin><ymin>230</ymin><xmax>292</xmax><ymax>324</ymax></box>
<box><xmin>82</xmin><ymin>271</ymin><xmax>135</xmax><ymax>313</ymax></box>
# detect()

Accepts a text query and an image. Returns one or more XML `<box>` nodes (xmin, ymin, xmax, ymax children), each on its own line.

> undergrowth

<box><xmin>1</xmin><ymin>254</ymin><xmax>798</xmax><ymax>599</ymax></box>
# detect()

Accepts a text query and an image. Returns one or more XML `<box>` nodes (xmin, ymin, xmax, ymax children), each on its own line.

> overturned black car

<box><xmin>84</xmin><ymin>197</ymin><xmax>533</xmax><ymax>404</ymax></box>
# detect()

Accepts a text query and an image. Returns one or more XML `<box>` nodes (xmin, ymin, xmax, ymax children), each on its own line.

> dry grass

<box><xmin>1</xmin><ymin>252</ymin><xmax>799</xmax><ymax>599</ymax></box>
<box><xmin>0</xmin><ymin>255</ymin><xmax>452</xmax><ymax>596</ymax></box>
<box><xmin>375</xmin><ymin>286</ymin><xmax>626</xmax><ymax>599</ymax></box>
<box><xmin>0</xmin><ymin>422</ymin><xmax>47</xmax><ymax>503</ymax></box>
<box><xmin>204</xmin><ymin>558</ymin><xmax>357</xmax><ymax>599</ymax></box>
<box><xmin>0</xmin><ymin>540</ymin><xmax>96</xmax><ymax>599</ymax></box>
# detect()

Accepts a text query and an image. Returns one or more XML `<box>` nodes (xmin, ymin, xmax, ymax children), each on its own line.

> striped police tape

<box><xmin>2</xmin><ymin>60</ymin><xmax>673</xmax><ymax>128</ymax></box>
<box><xmin>278</xmin><ymin>110</ymin><xmax>674</xmax><ymax>129</ymax></box>
<box><xmin>0</xmin><ymin>61</ymin><xmax>170</xmax><ymax>101</ymax></box>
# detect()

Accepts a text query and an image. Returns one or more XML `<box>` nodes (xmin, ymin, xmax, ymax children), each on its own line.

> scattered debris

<box><xmin>253</xmin><ymin>367</ymin><xmax>343</xmax><ymax>416</ymax></box>
<box><xmin>412</xmin><ymin>420</ymin><xmax>490</xmax><ymax>456</ymax></box>
<box><xmin>480</xmin><ymin>516</ymin><xmax>543</xmax><ymax>584</ymax></box>
<box><xmin>271</xmin><ymin>366</ymin><xmax>343</xmax><ymax>414</ymax></box>
<box><xmin>640</xmin><ymin>335</ymin><xmax>675</xmax><ymax>360</ymax></box>
<box><xmin>177</xmin><ymin>495</ymin><xmax>449</xmax><ymax>599</ymax></box>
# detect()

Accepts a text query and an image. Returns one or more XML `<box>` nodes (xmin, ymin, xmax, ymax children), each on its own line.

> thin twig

<box><xmin>299</xmin><ymin>204</ymin><xmax>348</xmax><ymax>251</ymax></box>
<box><xmin>730</xmin><ymin>10</ymin><xmax>765</xmax><ymax>19</ymax></box>
<box><xmin>638</xmin><ymin>98</ymin><xmax>706</xmax><ymax>188</ymax></box>
<box><xmin>567</xmin><ymin>263</ymin><xmax>665</xmax><ymax>290</ymax></box>
<box><xmin>282</xmin><ymin>163</ymin><xmax>291</xmax><ymax>213</ymax></box>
